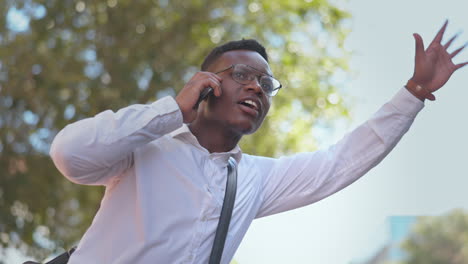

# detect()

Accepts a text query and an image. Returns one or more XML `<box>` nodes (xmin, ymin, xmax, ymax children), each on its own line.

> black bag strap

<box><xmin>23</xmin><ymin>247</ymin><xmax>75</xmax><ymax>264</ymax></box>
<box><xmin>209</xmin><ymin>157</ymin><xmax>238</xmax><ymax>264</ymax></box>
<box><xmin>46</xmin><ymin>247</ymin><xmax>76</xmax><ymax>264</ymax></box>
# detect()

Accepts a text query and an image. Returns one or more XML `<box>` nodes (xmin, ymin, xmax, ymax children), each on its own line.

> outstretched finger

<box><xmin>455</xmin><ymin>61</ymin><xmax>468</xmax><ymax>70</ymax></box>
<box><xmin>413</xmin><ymin>33</ymin><xmax>425</xmax><ymax>60</ymax></box>
<box><xmin>432</xmin><ymin>19</ymin><xmax>448</xmax><ymax>45</ymax></box>
<box><xmin>443</xmin><ymin>33</ymin><xmax>459</xmax><ymax>49</ymax></box>
<box><xmin>451</xmin><ymin>42</ymin><xmax>467</xmax><ymax>58</ymax></box>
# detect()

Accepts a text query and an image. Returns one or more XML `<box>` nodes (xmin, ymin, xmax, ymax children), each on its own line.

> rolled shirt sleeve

<box><xmin>50</xmin><ymin>96</ymin><xmax>183</xmax><ymax>186</ymax></box>
<box><xmin>255</xmin><ymin>87</ymin><xmax>424</xmax><ymax>218</ymax></box>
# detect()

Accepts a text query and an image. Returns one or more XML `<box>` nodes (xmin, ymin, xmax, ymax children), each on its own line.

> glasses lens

<box><xmin>232</xmin><ymin>64</ymin><xmax>282</xmax><ymax>96</ymax></box>
<box><xmin>232</xmin><ymin>65</ymin><xmax>252</xmax><ymax>84</ymax></box>
<box><xmin>259</xmin><ymin>76</ymin><xmax>282</xmax><ymax>96</ymax></box>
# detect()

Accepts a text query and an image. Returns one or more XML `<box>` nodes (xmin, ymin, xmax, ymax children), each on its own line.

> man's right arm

<box><xmin>50</xmin><ymin>96</ymin><xmax>183</xmax><ymax>186</ymax></box>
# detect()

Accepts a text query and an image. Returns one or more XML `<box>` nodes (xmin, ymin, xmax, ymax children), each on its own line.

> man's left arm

<box><xmin>255</xmin><ymin>21</ymin><xmax>467</xmax><ymax>218</ymax></box>
<box><xmin>255</xmin><ymin>88</ymin><xmax>422</xmax><ymax>218</ymax></box>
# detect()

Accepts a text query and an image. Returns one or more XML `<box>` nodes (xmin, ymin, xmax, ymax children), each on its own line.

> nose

<box><xmin>243</xmin><ymin>77</ymin><xmax>264</xmax><ymax>96</ymax></box>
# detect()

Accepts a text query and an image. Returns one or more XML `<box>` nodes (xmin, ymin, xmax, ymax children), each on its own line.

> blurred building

<box><xmin>352</xmin><ymin>216</ymin><xmax>417</xmax><ymax>264</ymax></box>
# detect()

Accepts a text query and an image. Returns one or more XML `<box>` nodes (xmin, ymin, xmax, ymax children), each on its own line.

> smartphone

<box><xmin>193</xmin><ymin>87</ymin><xmax>213</xmax><ymax>109</ymax></box>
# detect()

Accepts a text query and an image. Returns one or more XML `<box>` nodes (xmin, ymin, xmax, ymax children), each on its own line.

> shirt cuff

<box><xmin>146</xmin><ymin>96</ymin><xmax>183</xmax><ymax>133</ymax></box>
<box><xmin>149</xmin><ymin>96</ymin><xmax>182</xmax><ymax>118</ymax></box>
<box><xmin>100</xmin><ymin>96</ymin><xmax>183</xmax><ymax>144</ymax></box>
<box><xmin>389</xmin><ymin>87</ymin><xmax>425</xmax><ymax>118</ymax></box>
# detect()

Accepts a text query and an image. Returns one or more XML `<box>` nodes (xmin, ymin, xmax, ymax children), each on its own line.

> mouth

<box><xmin>237</xmin><ymin>99</ymin><xmax>261</xmax><ymax>117</ymax></box>
<box><xmin>239</xmin><ymin>99</ymin><xmax>259</xmax><ymax>110</ymax></box>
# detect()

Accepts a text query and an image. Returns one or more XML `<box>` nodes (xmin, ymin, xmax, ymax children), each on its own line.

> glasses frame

<box><xmin>214</xmin><ymin>64</ymin><xmax>282</xmax><ymax>97</ymax></box>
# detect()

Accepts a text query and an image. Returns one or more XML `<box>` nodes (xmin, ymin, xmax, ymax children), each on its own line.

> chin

<box><xmin>225</xmin><ymin>114</ymin><xmax>266</xmax><ymax>135</ymax></box>
<box><xmin>235</xmin><ymin>121</ymin><xmax>262</xmax><ymax>135</ymax></box>
<box><xmin>244</xmin><ymin>126</ymin><xmax>260</xmax><ymax>135</ymax></box>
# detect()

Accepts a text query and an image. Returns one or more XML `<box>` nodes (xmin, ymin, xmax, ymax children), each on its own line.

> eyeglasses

<box><xmin>215</xmin><ymin>64</ymin><xmax>282</xmax><ymax>97</ymax></box>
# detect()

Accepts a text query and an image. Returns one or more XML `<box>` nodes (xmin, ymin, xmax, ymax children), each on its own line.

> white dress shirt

<box><xmin>50</xmin><ymin>87</ymin><xmax>424</xmax><ymax>264</ymax></box>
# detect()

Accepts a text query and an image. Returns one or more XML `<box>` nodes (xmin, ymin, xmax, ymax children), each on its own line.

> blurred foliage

<box><xmin>0</xmin><ymin>0</ymin><xmax>351</xmax><ymax>260</ymax></box>
<box><xmin>398</xmin><ymin>209</ymin><xmax>468</xmax><ymax>264</ymax></box>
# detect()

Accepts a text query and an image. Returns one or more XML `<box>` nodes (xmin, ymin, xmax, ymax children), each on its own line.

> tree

<box><xmin>0</xmin><ymin>0</ymin><xmax>351</xmax><ymax>260</ymax></box>
<box><xmin>400</xmin><ymin>209</ymin><xmax>468</xmax><ymax>264</ymax></box>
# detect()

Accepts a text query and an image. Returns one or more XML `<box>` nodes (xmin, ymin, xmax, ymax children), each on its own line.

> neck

<box><xmin>188</xmin><ymin>120</ymin><xmax>242</xmax><ymax>153</ymax></box>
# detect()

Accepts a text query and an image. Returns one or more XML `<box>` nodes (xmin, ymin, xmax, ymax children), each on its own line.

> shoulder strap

<box><xmin>209</xmin><ymin>157</ymin><xmax>238</xmax><ymax>264</ymax></box>
<box><xmin>22</xmin><ymin>247</ymin><xmax>76</xmax><ymax>264</ymax></box>
<box><xmin>46</xmin><ymin>247</ymin><xmax>76</xmax><ymax>264</ymax></box>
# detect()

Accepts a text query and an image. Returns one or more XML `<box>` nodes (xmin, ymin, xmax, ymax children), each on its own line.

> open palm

<box><xmin>411</xmin><ymin>20</ymin><xmax>468</xmax><ymax>98</ymax></box>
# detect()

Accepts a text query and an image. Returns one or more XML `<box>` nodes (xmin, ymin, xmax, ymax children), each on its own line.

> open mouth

<box><xmin>238</xmin><ymin>99</ymin><xmax>259</xmax><ymax>111</ymax></box>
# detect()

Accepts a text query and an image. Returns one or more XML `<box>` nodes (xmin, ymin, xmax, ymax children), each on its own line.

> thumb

<box><xmin>426</xmin><ymin>93</ymin><xmax>436</xmax><ymax>101</ymax></box>
<box><xmin>413</xmin><ymin>33</ymin><xmax>425</xmax><ymax>61</ymax></box>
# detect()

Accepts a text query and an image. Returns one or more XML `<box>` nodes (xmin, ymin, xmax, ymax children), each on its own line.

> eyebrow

<box><xmin>244</xmin><ymin>64</ymin><xmax>273</xmax><ymax>77</ymax></box>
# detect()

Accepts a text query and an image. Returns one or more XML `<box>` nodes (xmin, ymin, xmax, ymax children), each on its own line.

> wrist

<box><xmin>405</xmin><ymin>79</ymin><xmax>435</xmax><ymax>102</ymax></box>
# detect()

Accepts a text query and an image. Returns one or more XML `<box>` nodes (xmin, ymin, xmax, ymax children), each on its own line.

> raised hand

<box><xmin>410</xmin><ymin>20</ymin><xmax>468</xmax><ymax>100</ymax></box>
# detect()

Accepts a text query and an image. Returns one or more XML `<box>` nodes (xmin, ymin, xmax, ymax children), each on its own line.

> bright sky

<box><xmin>235</xmin><ymin>0</ymin><xmax>468</xmax><ymax>263</ymax></box>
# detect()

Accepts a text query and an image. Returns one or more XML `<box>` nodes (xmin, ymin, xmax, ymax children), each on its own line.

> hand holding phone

<box><xmin>175</xmin><ymin>71</ymin><xmax>221</xmax><ymax>123</ymax></box>
<box><xmin>193</xmin><ymin>87</ymin><xmax>214</xmax><ymax>110</ymax></box>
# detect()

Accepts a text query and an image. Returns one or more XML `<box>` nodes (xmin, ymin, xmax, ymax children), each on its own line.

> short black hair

<box><xmin>201</xmin><ymin>39</ymin><xmax>268</xmax><ymax>71</ymax></box>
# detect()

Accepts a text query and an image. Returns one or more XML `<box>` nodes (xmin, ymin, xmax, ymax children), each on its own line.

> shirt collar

<box><xmin>169</xmin><ymin>124</ymin><xmax>242</xmax><ymax>164</ymax></box>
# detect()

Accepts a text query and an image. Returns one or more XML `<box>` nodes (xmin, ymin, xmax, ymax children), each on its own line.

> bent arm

<box><xmin>256</xmin><ymin>87</ymin><xmax>424</xmax><ymax>217</ymax></box>
<box><xmin>50</xmin><ymin>96</ymin><xmax>183</xmax><ymax>186</ymax></box>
